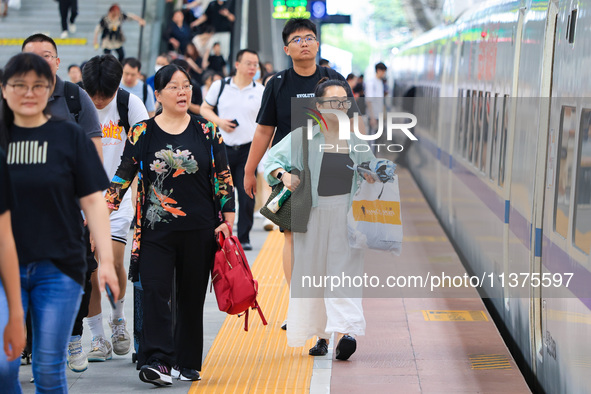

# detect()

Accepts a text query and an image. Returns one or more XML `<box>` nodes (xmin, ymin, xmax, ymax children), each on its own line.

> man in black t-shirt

<box><xmin>190</xmin><ymin>0</ymin><xmax>235</xmax><ymax>61</ymax></box>
<box><xmin>243</xmin><ymin>19</ymin><xmax>351</xmax><ymax>327</ymax></box>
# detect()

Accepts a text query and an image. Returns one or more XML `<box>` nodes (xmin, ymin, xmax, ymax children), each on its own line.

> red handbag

<box><xmin>211</xmin><ymin>229</ymin><xmax>267</xmax><ymax>331</ymax></box>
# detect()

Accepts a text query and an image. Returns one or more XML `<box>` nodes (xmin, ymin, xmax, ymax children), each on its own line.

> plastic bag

<box><xmin>347</xmin><ymin>160</ymin><xmax>402</xmax><ymax>255</ymax></box>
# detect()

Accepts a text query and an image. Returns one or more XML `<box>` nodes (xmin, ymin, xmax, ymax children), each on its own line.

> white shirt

<box><xmin>99</xmin><ymin>91</ymin><xmax>149</xmax><ymax>181</ymax></box>
<box><xmin>205</xmin><ymin>77</ymin><xmax>264</xmax><ymax>146</ymax></box>
<box><xmin>365</xmin><ymin>76</ymin><xmax>385</xmax><ymax>119</ymax></box>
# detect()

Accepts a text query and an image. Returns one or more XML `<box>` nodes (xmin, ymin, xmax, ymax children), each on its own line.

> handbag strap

<box><xmin>301</xmin><ymin>127</ymin><xmax>309</xmax><ymax>173</ymax></box>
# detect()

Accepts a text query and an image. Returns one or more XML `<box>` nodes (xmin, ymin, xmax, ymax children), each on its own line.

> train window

<box><xmin>554</xmin><ymin>106</ymin><xmax>577</xmax><ymax>239</ymax></box>
<box><xmin>489</xmin><ymin>94</ymin><xmax>500</xmax><ymax>182</ymax></box>
<box><xmin>456</xmin><ymin>90</ymin><xmax>467</xmax><ymax>155</ymax></box>
<box><xmin>573</xmin><ymin>109</ymin><xmax>591</xmax><ymax>254</ymax></box>
<box><xmin>480</xmin><ymin>92</ymin><xmax>491</xmax><ymax>173</ymax></box>
<box><xmin>498</xmin><ymin>95</ymin><xmax>509</xmax><ymax>187</ymax></box>
<box><xmin>467</xmin><ymin>91</ymin><xmax>477</xmax><ymax>161</ymax></box>
<box><xmin>473</xmin><ymin>91</ymin><xmax>483</xmax><ymax>168</ymax></box>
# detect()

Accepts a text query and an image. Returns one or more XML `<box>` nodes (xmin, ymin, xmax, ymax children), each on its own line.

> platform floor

<box><xmin>18</xmin><ymin>169</ymin><xmax>530</xmax><ymax>393</ymax></box>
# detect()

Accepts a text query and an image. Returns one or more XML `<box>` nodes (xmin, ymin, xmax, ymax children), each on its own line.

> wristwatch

<box><xmin>276</xmin><ymin>171</ymin><xmax>285</xmax><ymax>180</ymax></box>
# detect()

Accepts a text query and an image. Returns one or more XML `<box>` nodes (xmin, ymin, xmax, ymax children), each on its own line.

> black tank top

<box><xmin>317</xmin><ymin>152</ymin><xmax>354</xmax><ymax>196</ymax></box>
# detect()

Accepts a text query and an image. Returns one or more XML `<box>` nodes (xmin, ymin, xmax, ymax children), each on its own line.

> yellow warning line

<box><xmin>190</xmin><ymin>231</ymin><xmax>315</xmax><ymax>394</ymax></box>
<box><xmin>0</xmin><ymin>38</ymin><xmax>87</xmax><ymax>46</ymax></box>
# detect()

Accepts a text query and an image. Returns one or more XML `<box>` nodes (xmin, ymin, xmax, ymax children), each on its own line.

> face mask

<box><xmin>155</xmin><ymin>64</ymin><xmax>164</xmax><ymax>73</ymax></box>
<box><xmin>253</xmin><ymin>69</ymin><xmax>261</xmax><ymax>81</ymax></box>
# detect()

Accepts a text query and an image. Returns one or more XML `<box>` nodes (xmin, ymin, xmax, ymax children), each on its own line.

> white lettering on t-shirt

<box><xmin>7</xmin><ymin>141</ymin><xmax>48</xmax><ymax>165</ymax></box>
<box><xmin>296</xmin><ymin>93</ymin><xmax>315</xmax><ymax>98</ymax></box>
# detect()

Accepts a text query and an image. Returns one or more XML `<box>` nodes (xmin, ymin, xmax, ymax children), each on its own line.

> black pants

<box><xmin>138</xmin><ymin>226</ymin><xmax>215</xmax><ymax>370</ymax></box>
<box><xmin>104</xmin><ymin>47</ymin><xmax>125</xmax><ymax>63</ymax></box>
<box><xmin>225</xmin><ymin>142</ymin><xmax>254</xmax><ymax>244</ymax></box>
<box><xmin>71</xmin><ymin>228</ymin><xmax>98</xmax><ymax>336</ymax></box>
<box><xmin>58</xmin><ymin>0</ymin><xmax>77</xmax><ymax>31</ymax></box>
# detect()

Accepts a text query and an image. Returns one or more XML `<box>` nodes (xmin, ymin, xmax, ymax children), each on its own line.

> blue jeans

<box><xmin>0</xmin><ymin>260</ymin><xmax>83</xmax><ymax>393</ymax></box>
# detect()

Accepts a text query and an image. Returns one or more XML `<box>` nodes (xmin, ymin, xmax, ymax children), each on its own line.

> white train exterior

<box><xmin>391</xmin><ymin>0</ymin><xmax>591</xmax><ymax>392</ymax></box>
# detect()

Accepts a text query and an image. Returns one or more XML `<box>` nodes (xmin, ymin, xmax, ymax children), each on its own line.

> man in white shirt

<box><xmin>120</xmin><ymin>57</ymin><xmax>156</xmax><ymax>117</ymax></box>
<box><xmin>78</xmin><ymin>54</ymin><xmax>149</xmax><ymax>365</ymax></box>
<box><xmin>365</xmin><ymin>62</ymin><xmax>388</xmax><ymax>133</ymax></box>
<box><xmin>200</xmin><ymin>49</ymin><xmax>264</xmax><ymax>250</ymax></box>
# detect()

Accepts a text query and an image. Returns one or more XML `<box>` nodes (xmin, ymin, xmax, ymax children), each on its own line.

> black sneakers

<box><xmin>139</xmin><ymin>360</ymin><xmax>172</xmax><ymax>386</ymax></box>
<box><xmin>309</xmin><ymin>338</ymin><xmax>329</xmax><ymax>356</ymax></box>
<box><xmin>335</xmin><ymin>335</ymin><xmax>357</xmax><ymax>360</ymax></box>
<box><xmin>172</xmin><ymin>366</ymin><xmax>202</xmax><ymax>381</ymax></box>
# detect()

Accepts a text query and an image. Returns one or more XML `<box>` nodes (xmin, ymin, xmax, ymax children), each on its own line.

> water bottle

<box><xmin>267</xmin><ymin>186</ymin><xmax>291</xmax><ymax>213</ymax></box>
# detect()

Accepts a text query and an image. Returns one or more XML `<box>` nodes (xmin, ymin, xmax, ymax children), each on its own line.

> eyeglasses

<box><xmin>319</xmin><ymin>99</ymin><xmax>352</xmax><ymax>110</ymax></box>
<box><xmin>41</xmin><ymin>54</ymin><xmax>58</xmax><ymax>60</ymax></box>
<box><xmin>163</xmin><ymin>84</ymin><xmax>193</xmax><ymax>93</ymax></box>
<box><xmin>5</xmin><ymin>83</ymin><xmax>51</xmax><ymax>96</ymax></box>
<box><xmin>287</xmin><ymin>35</ymin><xmax>317</xmax><ymax>46</ymax></box>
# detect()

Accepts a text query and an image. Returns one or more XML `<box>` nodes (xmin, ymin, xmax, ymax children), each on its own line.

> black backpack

<box><xmin>64</xmin><ymin>83</ymin><xmax>131</xmax><ymax>132</ymax></box>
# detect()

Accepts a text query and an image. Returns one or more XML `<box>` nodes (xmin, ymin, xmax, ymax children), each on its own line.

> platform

<box><xmin>18</xmin><ymin>169</ymin><xmax>530</xmax><ymax>393</ymax></box>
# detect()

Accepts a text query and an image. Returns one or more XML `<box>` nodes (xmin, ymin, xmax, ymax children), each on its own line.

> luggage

<box><xmin>211</xmin><ymin>229</ymin><xmax>267</xmax><ymax>331</ymax></box>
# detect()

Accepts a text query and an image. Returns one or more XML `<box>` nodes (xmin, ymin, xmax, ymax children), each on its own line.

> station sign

<box><xmin>272</xmin><ymin>0</ymin><xmax>311</xmax><ymax>19</ymax></box>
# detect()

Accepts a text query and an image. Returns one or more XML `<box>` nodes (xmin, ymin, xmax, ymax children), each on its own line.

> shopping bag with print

<box><xmin>347</xmin><ymin>159</ymin><xmax>403</xmax><ymax>255</ymax></box>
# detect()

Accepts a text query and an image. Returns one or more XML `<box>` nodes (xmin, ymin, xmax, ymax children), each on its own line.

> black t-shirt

<box><xmin>208</xmin><ymin>55</ymin><xmax>227</xmax><ymax>75</ymax></box>
<box><xmin>256</xmin><ymin>66</ymin><xmax>348</xmax><ymax>146</ymax></box>
<box><xmin>7</xmin><ymin>119</ymin><xmax>109</xmax><ymax>285</ymax></box>
<box><xmin>317</xmin><ymin>152</ymin><xmax>354</xmax><ymax>196</ymax></box>
<box><xmin>0</xmin><ymin>148</ymin><xmax>13</xmax><ymax>214</ymax></box>
<box><xmin>204</xmin><ymin>1</ymin><xmax>234</xmax><ymax>32</ymax></box>
<box><xmin>145</xmin><ymin>122</ymin><xmax>216</xmax><ymax>231</ymax></box>
<box><xmin>189</xmin><ymin>77</ymin><xmax>203</xmax><ymax>115</ymax></box>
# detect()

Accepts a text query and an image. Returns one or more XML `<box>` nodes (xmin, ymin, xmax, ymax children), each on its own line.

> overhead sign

<box><xmin>272</xmin><ymin>0</ymin><xmax>311</xmax><ymax>19</ymax></box>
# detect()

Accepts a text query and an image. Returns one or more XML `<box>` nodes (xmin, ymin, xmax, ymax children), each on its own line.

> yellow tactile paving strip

<box><xmin>189</xmin><ymin>230</ymin><xmax>316</xmax><ymax>394</ymax></box>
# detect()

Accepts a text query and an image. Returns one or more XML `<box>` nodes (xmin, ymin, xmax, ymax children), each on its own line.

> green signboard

<box><xmin>272</xmin><ymin>0</ymin><xmax>311</xmax><ymax>19</ymax></box>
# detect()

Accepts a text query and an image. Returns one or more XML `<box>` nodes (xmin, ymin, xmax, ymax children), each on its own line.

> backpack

<box><xmin>65</xmin><ymin>83</ymin><xmax>131</xmax><ymax>132</ymax></box>
<box><xmin>141</xmin><ymin>81</ymin><xmax>148</xmax><ymax>105</ymax></box>
<box><xmin>211</xmin><ymin>229</ymin><xmax>267</xmax><ymax>331</ymax></box>
<box><xmin>115</xmin><ymin>88</ymin><xmax>131</xmax><ymax>132</ymax></box>
<box><xmin>211</xmin><ymin>77</ymin><xmax>230</xmax><ymax>115</ymax></box>
<box><xmin>64</xmin><ymin>81</ymin><xmax>82</xmax><ymax>122</ymax></box>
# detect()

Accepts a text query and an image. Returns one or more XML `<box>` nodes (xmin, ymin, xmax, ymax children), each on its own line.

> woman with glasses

<box><xmin>105</xmin><ymin>64</ymin><xmax>234</xmax><ymax>385</ymax></box>
<box><xmin>265</xmin><ymin>78</ymin><xmax>375</xmax><ymax>361</ymax></box>
<box><xmin>0</xmin><ymin>52</ymin><xmax>119</xmax><ymax>392</ymax></box>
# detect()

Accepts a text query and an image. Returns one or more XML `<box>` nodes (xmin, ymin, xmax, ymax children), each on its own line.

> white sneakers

<box><xmin>110</xmin><ymin>318</ymin><xmax>132</xmax><ymax>355</ymax></box>
<box><xmin>60</xmin><ymin>31</ymin><xmax>68</xmax><ymax>39</ymax></box>
<box><xmin>68</xmin><ymin>24</ymin><xmax>76</xmax><ymax>34</ymax></box>
<box><xmin>67</xmin><ymin>337</ymin><xmax>88</xmax><ymax>372</ymax></box>
<box><xmin>88</xmin><ymin>336</ymin><xmax>113</xmax><ymax>362</ymax></box>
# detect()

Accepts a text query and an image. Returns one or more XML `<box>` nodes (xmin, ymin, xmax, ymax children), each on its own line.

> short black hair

<box><xmin>346</xmin><ymin>73</ymin><xmax>356</xmax><ymax>81</ymax></box>
<box><xmin>122</xmin><ymin>57</ymin><xmax>142</xmax><ymax>71</ymax></box>
<box><xmin>68</xmin><ymin>64</ymin><xmax>81</xmax><ymax>72</ymax></box>
<box><xmin>235</xmin><ymin>49</ymin><xmax>258</xmax><ymax>63</ymax></box>
<box><xmin>170</xmin><ymin>58</ymin><xmax>190</xmax><ymax>74</ymax></box>
<box><xmin>375</xmin><ymin>62</ymin><xmax>387</xmax><ymax>72</ymax></box>
<box><xmin>1</xmin><ymin>53</ymin><xmax>54</xmax><ymax>149</ymax></box>
<box><xmin>82</xmin><ymin>54</ymin><xmax>123</xmax><ymax>99</ymax></box>
<box><xmin>282</xmin><ymin>18</ymin><xmax>317</xmax><ymax>45</ymax></box>
<box><xmin>319</xmin><ymin>58</ymin><xmax>330</xmax><ymax>66</ymax></box>
<box><xmin>22</xmin><ymin>33</ymin><xmax>58</xmax><ymax>55</ymax></box>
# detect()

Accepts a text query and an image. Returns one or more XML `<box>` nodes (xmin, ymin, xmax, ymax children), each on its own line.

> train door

<box><xmin>530</xmin><ymin>0</ymin><xmax>559</xmax><ymax>380</ymax></box>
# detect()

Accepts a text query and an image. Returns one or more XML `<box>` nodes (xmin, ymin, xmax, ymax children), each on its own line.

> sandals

<box><xmin>308</xmin><ymin>338</ymin><xmax>328</xmax><ymax>356</ymax></box>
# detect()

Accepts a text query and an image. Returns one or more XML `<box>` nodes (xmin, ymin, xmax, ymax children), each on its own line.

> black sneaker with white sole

<box><xmin>139</xmin><ymin>360</ymin><xmax>172</xmax><ymax>386</ymax></box>
<box><xmin>172</xmin><ymin>366</ymin><xmax>201</xmax><ymax>381</ymax></box>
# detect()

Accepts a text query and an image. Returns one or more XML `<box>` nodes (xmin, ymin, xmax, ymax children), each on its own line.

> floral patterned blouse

<box><xmin>105</xmin><ymin>115</ymin><xmax>234</xmax><ymax>281</ymax></box>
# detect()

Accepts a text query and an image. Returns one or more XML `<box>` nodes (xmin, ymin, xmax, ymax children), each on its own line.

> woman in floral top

<box><xmin>105</xmin><ymin>64</ymin><xmax>234</xmax><ymax>386</ymax></box>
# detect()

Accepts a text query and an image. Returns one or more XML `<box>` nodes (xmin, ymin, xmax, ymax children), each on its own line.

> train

<box><xmin>390</xmin><ymin>0</ymin><xmax>591</xmax><ymax>392</ymax></box>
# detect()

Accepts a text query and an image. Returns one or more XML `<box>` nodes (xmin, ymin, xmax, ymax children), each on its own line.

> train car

<box><xmin>391</xmin><ymin>0</ymin><xmax>591</xmax><ymax>392</ymax></box>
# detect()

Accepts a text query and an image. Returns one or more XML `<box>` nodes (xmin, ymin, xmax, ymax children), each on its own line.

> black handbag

<box><xmin>260</xmin><ymin>130</ymin><xmax>312</xmax><ymax>232</ymax></box>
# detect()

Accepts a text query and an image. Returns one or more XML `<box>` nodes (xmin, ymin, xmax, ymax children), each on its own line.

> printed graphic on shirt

<box><xmin>146</xmin><ymin>145</ymin><xmax>198</xmax><ymax>228</ymax></box>
<box><xmin>102</xmin><ymin>120</ymin><xmax>124</xmax><ymax>144</ymax></box>
<box><xmin>6</xmin><ymin>141</ymin><xmax>48</xmax><ymax>165</ymax></box>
